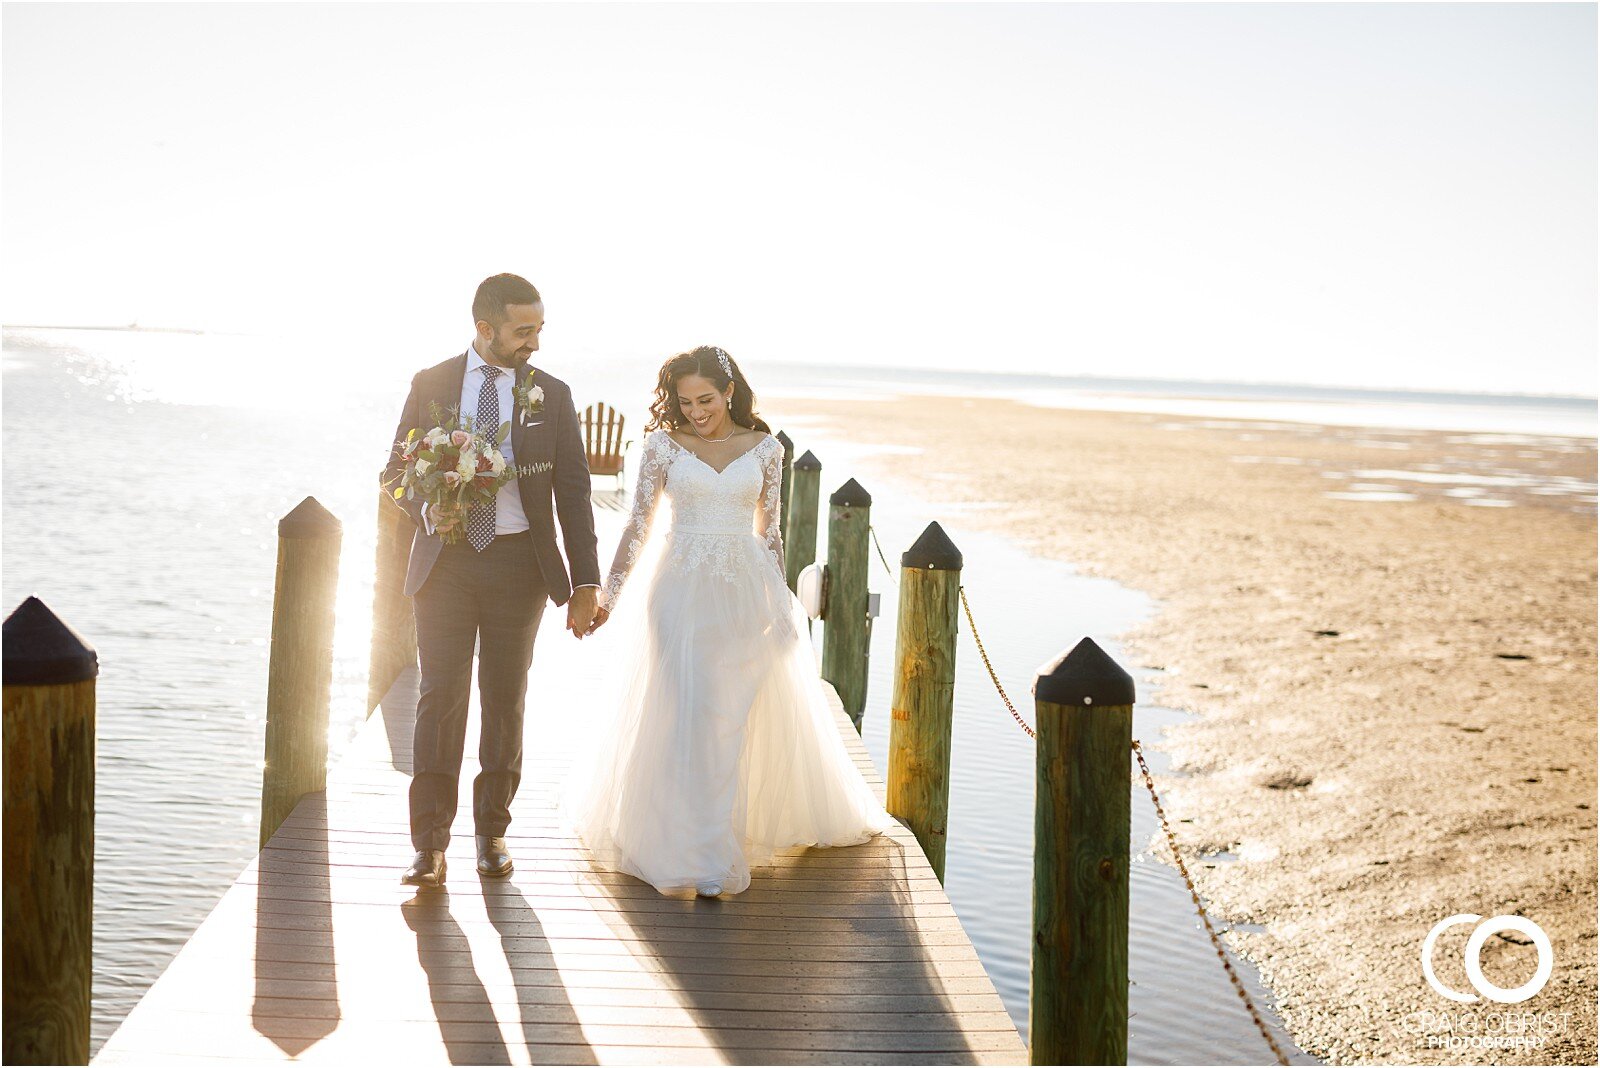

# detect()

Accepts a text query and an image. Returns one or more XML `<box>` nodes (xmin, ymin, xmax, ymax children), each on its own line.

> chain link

<box><xmin>867</xmin><ymin>524</ymin><xmax>900</xmax><ymax>587</ymax></box>
<box><xmin>957</xmin><ymin>586</ymin><xmax>1035</xmax><ymax>738</ymax></box>
<box><xmin>1133</xmin><ymin>740</ymin><xmax>1291</xmax><ymax>1066</ymax></box>
<box><xmin>954</xmin><ymin>582</ymin><xmax>1289</xmax><ymax>1065</ymax></box>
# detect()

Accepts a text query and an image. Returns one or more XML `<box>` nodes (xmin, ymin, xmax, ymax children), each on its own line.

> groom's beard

<box><xmin>485</xmin><ymin>342</ymin><xmax>532</xmax><ymax>368</ymax></box>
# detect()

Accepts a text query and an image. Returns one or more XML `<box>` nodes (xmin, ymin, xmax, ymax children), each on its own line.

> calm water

<box><xmin>16</xmin><ymin>324</ymin><xmax>1514</xmax><ymax>1064</ymax></box>
<box><xmin>2</xmin><ymin>330</ymin><xmax>398</xmax><ymax>1057</ymax></box>
<box><xmin>795</xmin><ymin>430</ymin><xmax>1313</xmax><ymax>1065</ymax></box>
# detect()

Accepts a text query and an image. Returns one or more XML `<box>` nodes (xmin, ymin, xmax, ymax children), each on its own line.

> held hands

<box><xmin>566</xmin><ymin>587</ymin><xmax>609</xmax><ymax>640</ymax></box>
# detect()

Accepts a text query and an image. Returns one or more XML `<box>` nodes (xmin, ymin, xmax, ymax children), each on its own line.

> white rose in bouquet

<box><xmin>385</xmin><ymin>402</ymin><xmax>517</xmax><ymax>546</ymax></box>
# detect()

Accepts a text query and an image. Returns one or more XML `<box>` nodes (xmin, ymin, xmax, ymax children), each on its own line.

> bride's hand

<box><xmin>585</xmin><ymin>606</ymin><xmax>610</xmax><ymax>635</ymax></box>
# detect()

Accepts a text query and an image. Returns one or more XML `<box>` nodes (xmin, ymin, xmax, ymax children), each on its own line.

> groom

<box><xmin>382</xmin><ymin>273</ymin><xmax>607</xmax><ymax>888</ymax></box>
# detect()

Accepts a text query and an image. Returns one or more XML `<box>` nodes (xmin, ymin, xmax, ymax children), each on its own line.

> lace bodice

<box><xmin>599</xmin><ymin>428</ymin><xmax>786</xmax><ymax>611</ymax></box>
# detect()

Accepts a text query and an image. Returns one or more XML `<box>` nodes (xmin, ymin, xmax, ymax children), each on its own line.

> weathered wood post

<box><xmin>775</xmin><ymin>430</ymin><xmax>795</xmax><ymax>545</ymax></box>
<box><xmin>260</xmin><ymin>496</ymin><xmax>342</xmax><ymax>849</ymax></box>
<box><xmin>886</xmin><ymin>522</ymin><xmax>962</xmax><ymax>881</ymax></box>
<box><xmin>820</xmin><ymin>478</ymin><xmax>872</xmax><ymax>731</ymax></box>
<box><xmin>785</xmin><ymin>449</ymin><xmax>822</xmax><ymax>592</ymax></box>
<box><xmin>367</xmin><ymin>490</ymin><xmax>417</xmax><ymax>712</ymax></box>
<box><xmin>3</xmin><ymin>597</ymin><xmax>97</xmax><ymax>1066</ymax></box>
<box><xmin>1031</xmin><ymin>637</ymin><xmax>1134</xmax><ymax>1066</ymax></box>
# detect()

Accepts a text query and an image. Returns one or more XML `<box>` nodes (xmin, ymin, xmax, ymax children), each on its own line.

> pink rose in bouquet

<box><xmin>386</xmin><ymin>404</ymin><xmax>513</xmax><ymax>544</ymax></box>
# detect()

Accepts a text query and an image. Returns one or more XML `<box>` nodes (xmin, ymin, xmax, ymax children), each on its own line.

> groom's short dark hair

<box><xmin>473</xmin><ymin>274</ymin><xmax>542</xmax><ymax>327</ymax></box>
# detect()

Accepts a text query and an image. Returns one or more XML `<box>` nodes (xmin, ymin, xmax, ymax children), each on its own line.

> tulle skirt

<box><xmin>559</xmin><ymin>524</ymin><xmax>897</xmax><ymax>896</ymax></box>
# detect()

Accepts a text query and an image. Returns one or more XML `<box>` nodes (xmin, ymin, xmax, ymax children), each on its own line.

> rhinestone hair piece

<box><xmin>713</xmin><ymin>347</ymin><xmax>733</xmax><ymax>381</ymax></box>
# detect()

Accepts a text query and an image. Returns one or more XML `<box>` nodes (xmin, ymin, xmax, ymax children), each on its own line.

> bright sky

<box><xmin>3</xmin><ymin>3</ymin><xmax>1595</xmax><ymax>395</ymax></box>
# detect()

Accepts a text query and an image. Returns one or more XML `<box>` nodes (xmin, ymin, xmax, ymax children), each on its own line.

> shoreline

<box><xmin>761</xmin><ymin>385</ymin><xmax>1598</xmax><ymax>442</ymax></box>
<box><xmin>768</xmin><ymin>394</ymin><xmax>1597</xmax><ymax>1065</ymax></box>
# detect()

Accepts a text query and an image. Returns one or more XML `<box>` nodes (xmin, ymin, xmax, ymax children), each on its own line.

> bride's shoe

<box><xmin>695</xmin><ymin>881</ymin><xmax>723</xmax><ymax>898</ymax></box>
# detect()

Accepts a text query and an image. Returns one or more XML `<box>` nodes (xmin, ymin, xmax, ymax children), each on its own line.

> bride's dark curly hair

<box><xmin>645</xmin><ymin>345</ymin><xmax>772</xmax><ymax>434</ymax></box>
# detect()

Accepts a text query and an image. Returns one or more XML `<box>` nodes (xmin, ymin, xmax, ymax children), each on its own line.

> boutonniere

<box><xmin>513</xmin><ymin>372</ymin><xmax>545</xmax><ymax>425</ymax></box>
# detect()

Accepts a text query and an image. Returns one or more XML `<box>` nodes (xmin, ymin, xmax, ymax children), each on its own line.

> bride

<box><xmin>559</xmin><ymin>345</ymin><xmax>896</xmax><ymax>898</ymax></box>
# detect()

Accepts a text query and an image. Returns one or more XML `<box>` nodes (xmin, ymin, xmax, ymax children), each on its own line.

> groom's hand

<box><xmin>427</xmin><ymin>502</ymin><xmax>464</xmax><ymax>536</ymax></box>
<box><xmin>566</xmin><ymin>587</ymin><xmax>602</xmax><ymax>639</ymax></box>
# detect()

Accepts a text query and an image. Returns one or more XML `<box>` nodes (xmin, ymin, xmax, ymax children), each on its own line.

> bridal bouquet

<box><xmin>387</xmin><ymin>405</ymin><xmax>512</xmax><ymax>544</ymax></box>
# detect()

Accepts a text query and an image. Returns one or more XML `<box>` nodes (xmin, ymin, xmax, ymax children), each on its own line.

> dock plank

<box><xmin>93</xmin><ymin>591</ymin><xmax>1026</xmax><ymax>1066</ymax></box>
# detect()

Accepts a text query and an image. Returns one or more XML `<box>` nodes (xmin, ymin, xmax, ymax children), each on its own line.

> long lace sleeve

<box><xmin>600</xmin><ymin>430</ymin><xmax>671</xmax><ymax>612</ymax></box>
<box><xmin>755</xmin><ymin>435</ymin><xmax>786</xmax><ymax>581</ymax></box>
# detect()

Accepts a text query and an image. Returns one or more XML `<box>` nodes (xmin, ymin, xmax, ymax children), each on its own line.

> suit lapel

<box><xmin>425</xmin><ymin>352</ymin><xmax>469</xmax><ymax>430</ymax></box>
<box><xmin>510</xmin><ymin>363</ymin><xmax>537</xmax><ymax>460</ymax></box>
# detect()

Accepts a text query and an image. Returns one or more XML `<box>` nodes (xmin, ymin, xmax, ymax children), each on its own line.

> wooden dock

<box><xmin>92</xmin><ymin>625</ymin><xmax>1027</xmax><ymax>1065</ymax></box>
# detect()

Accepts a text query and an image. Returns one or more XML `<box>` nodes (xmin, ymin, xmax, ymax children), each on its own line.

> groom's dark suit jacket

<box><xmin>381</xmin><ymin>351</ymin><xmax>601</xmax><ymax>604</ymax></box>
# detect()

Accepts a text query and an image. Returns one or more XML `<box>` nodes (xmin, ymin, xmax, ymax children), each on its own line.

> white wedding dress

<box><xmin>560</xmin><ymin>427</ymin><xmax>896</xmax><ymax>896</ymax></box>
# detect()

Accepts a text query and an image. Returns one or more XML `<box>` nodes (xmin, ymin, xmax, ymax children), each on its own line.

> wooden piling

<box><xmin>2</xmin><ymin>597</ymin><xmax>97</xmax><ymax>1066</ymax></box>
<box><xmin>1030</xmin><ymin>637</ymin><xmax>1134</xmax><ymax>1066</ymax></box>
<box><xmin>785</xmin><ymin>449</ymin><xmax>822</xmax><ymax>593</ymax></box>
<box><xmin>367</xmin><ymin>490</ymin><xmax>417</xmax><ymax>712</ymax></box>
<box><xmin>775</xmin><ymin>430</ymin><xmax>795</xmax><ymax>545</ymax></box>
<box><xmin>260</xmin><ymin>496</ymin><xmax>342</xmax><ymax>849</ymax></box>
<box><xmin>885</xmin><ymin>522</ymin><xmax>963</xmax><ymax>881</ymax></box>
<box><xmin>820</xmin><ymin>478</ymin><xmax>873</xmax><ymax>732</ymax></box>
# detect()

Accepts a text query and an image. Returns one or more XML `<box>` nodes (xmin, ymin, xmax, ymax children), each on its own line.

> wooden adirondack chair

<box><xmin>581</xmin><ymin>402</ymin><xmax>631</xmax><ymax>488</ymax></box>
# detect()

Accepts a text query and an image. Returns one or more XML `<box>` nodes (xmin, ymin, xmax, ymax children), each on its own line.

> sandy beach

<box><xmin>770</xmin><ymin>394</ymin><xmax>1597</xmax><ymax>1065</ymax></box>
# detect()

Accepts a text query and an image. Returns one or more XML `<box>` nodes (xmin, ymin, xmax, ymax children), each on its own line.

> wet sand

<box><xmin>770</xmin><ymin>394</ymin><xmax>1597</xmax><ymax>1065</ymax></box>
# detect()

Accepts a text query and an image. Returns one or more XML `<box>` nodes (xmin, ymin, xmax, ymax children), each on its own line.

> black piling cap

<box><xmin>901</xmin><ymin>521</ymin><xmax>963</xmax><ymax>571</ymax></box>
<box><xmin>3</xmin><ymin>596</ymin><xmax>98</xmax><ymax>686</ymax></box>
<box><xmin>1033</xmin><ymin>637</ymin><xmax>1135</xmax><ymax>708</ymax></box>
<box><xmin>793</xmin><ymin>450</ymin><xmax>822</xmax><ymax>471</ymax></box>
<box><xmin>775</xmin><ymin>430</ymin><xmax>794</xmax><ymax>457</ymax></box>
<box><xmin>279</xmin><ymin>496</ymin><xmax>342</xmax><ymax>539</ymax></box>
<box><xmin>830</xmin><ymin>478</ymin><xmax>872</xmax><ymax>508</ymax></box>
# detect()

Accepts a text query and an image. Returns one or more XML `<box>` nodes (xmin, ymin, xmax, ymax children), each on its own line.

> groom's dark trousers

<box><xmin>382</xmin><ymin>351</ymin><xmax>601</xmax><ymax>855</ymax></box>
<box><xmin>409</xmin><ymin>535</ymin><xmax>548</xmax><ymax>851</ymax></box>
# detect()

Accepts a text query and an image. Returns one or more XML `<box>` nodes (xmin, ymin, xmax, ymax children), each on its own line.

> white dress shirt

<box><xmin>463</xmin><ymin>343</ymin><xmax>531</xmax><ymax>535</ymax></box>
<box><xmin>426</xmin><ymin>341</ymin><xmax>600</xmax><ymax>595</ymax></box>
<box><xmin>421</xmin><ymin>342</ymin><xmax>528</xmax><ymax>536</ymax></box>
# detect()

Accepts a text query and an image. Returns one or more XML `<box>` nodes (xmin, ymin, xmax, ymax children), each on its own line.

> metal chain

<box><xmin>956</xmin><ymin>583</ymin><xmax>1289</xmax><ymax>1065</ymax></box>
<box><xmin>957</xmin><ymin>586</ymin><xmax>1035</xmax><ymax>738</ymax></box>
<box><xmin>867</xmin><ymin>524</ymin><xmax>900</xmax><ymax>586</ymax></box>
<box><xmin>1133</xmin><ymin>739</ymin><xmax>1291</xmax><ymax>1066</ymax></box>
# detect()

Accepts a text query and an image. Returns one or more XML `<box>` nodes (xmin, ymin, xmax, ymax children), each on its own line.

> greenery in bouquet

<box><xmin>387</xmin><ymin>403</ymin><xmax>514</xmax><ymax>543</ymax></box>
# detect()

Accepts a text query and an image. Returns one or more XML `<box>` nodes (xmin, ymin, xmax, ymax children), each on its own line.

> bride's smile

<box><xmin>677</xmin><ymin>372</ymin><xmax>736</xmax><ymax>439</ymax></box>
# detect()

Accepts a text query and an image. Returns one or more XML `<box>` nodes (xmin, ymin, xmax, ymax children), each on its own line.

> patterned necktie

<box><xmin>466</xmin><ymin>365</ymin><xmax>504</xmax><ymax>552</ymax></box>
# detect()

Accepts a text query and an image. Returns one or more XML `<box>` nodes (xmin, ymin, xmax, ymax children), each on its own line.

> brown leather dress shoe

<box><xmin>475</xmin><ymin>835</ymin><xmax>513</xmax><ymax>876</ymax></box>
<box><xmin>401</xmin><ymin>848</ymin><xmax>446</xmax><ymax>887</ymax></box>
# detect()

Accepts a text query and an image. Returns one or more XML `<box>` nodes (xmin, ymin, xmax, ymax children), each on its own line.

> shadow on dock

<box><xmin>379</xmin><ymin>663</ymin><xmax>422</xmax><ymax>775</ymax></box>
<box><xmin>482</xmin><ymin>878</ymin><xmax>600</xmax><ymax>1065</ymax></box>
<box><xmin>93</xmin><ymin>596</ymin><xmax>1019</xmax><ymax>1065</ymax></box>
<box><xmin>398</xmin><ymin>890</ymin><xmax>515</xmax><ymax>1065</ymax></box>
<box><xmin>253</xmin><ymin>793</ymin><xmax>338</xmax><ymax>1055</ymax></box>
<box><xmin>376</xmin><ymin>664</ymin><xmax>597</xmax><ymax>1065</ymax></box>
<box><xmin>573</xmin><ymin>841</ymin><xmax>987</xmax><ymax>1066</ymax></box>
